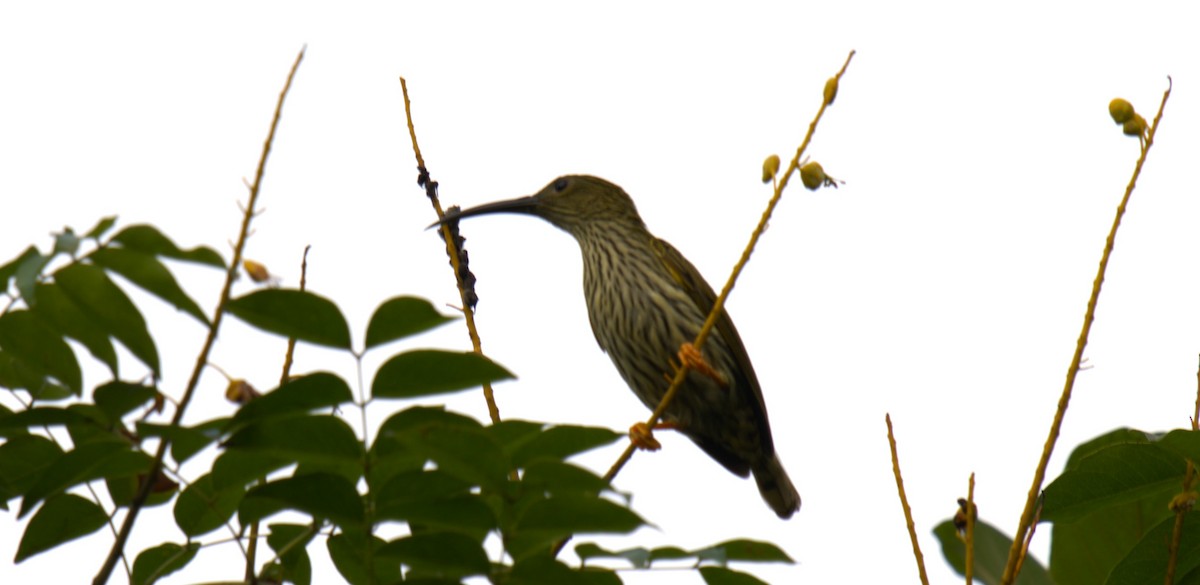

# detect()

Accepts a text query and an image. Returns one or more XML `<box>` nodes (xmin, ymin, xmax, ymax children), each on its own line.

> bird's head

<box><xmin>439</xmin><ymin>175</ymin><xmax>647</xmax><ymax>238</ymax></box>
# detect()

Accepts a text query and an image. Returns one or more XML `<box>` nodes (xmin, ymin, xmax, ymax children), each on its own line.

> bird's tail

<box><xmin>753</xmin><ymin>455</ymin><xmax>800</xmax><ymax>519</ymax></box>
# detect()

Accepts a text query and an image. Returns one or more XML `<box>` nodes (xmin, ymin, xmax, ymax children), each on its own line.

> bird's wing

<box><xmin>650</xmin><ymin>237</ymin><xmax>775</xmax><ymax>450</ymax></box>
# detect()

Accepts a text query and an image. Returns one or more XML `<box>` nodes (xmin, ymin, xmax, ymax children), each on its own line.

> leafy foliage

<box><xmin>0</xmin><ymin>219</ymin><xmax>789</xmax><ymax>583</ymax></box>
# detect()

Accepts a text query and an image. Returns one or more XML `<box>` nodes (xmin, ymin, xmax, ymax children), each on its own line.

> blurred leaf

<box><xmin>0</xmin><ymin>246</ymin><xmax>42</xmax><ymax>290</ymax></box>
<box><xmin>692</xmin><ymin>539</ymin><xmax>794</xmax><ymax>564</ymax></box>
<box><xmin>266</xmin><ymin>523</ymin><xmax>314</xmax><ymax>585</ymax></box>
<box><xmin>400</xmin><ymin>424</ymin><xmax>510</xmax><ymax>491</ymax></box>
<box><xmin>20</xmin><ymin>441</ymin><xmax>152</xmax><ymax>518</ymax></box>
<box><xmin>53</xmin><ymin>229</ymin><xmax>80</xmax><ymax>256</ymax></box>
<box><xmin>31</xmin><ymin>283</ymin><xmax>118</xmax><ymax>376</ymax></box>
<box><xmin>131</xmin><ymin>541</ymin><xmax>199</xmax><ymax>585</ymax></box>
<box><xmin>14</xmin><ymin>493</ymin><xmax>107</xmax><ymax>562</ymax></box>
<box><xmin>227</xmin><ymin>289</ymin><xmax>352</xmax><ymax>350</ymax></box>
<box><xmin>0</xmin><ymin>406</ymin><xmax>98</xmax><ymax>433</ymax></box>
<box><xmin>89</xmin><ymin>247</ymin><xmax>209</xmax><ymax>324</ymax></box>
<box><xmin>1043</xmin><ymin>442</ymin><xmax>1184</xmax><ymax>523</ymax></box>
<box><xmin>574</xmin><ymin>543</ymin><xmax>651</xmax><ymax>568</ymax></box>
<box><xmin>511</xmin><ymin>554</ymin><xmax>620</xmax><ymax>585</ymax></box>
<box><xmin>364</xmin><ymin>296</ymin><xmax>456</xmax><ymax>350</ymax></box>
<box><xmin>372</xmin><ymin>350</ymin><xmax>514</xmax><ymax>399</ymax></box>
<box><xmin>512</xmin><ymin>425</ymin><xmax>623</xmax><ymax>467</ymax></box>
<box><xmin>212</xmin><ymin>450</ymin><xmax>289</xmax><ymax>491</ymax></box>
<box><xmin>933</xmin><ymin>518</ymin><xmax>1052</xmax><ymax>585</ymax></box>
<box><xmin>240</xmin><ymin>472</ymin><xmax>364</xmax><ymax>527</ymax></box>
<box><xmin>377</xmin><ymin>532</ymin><xmax>490</xmax><ymax>578</ymax></box>
<box><xmin>83</xmin><ymin>216</ymin><xmax>118</xmax><ymax>240</ymax></box>
<box><xmin>224</xmin><ymin>414</ymin><xmax>363</xmax><ymax>470</ymax></box>
<box><xmin>137</xmin><ymin>418</ymin><xmax>228</xmax><ymax>465</ymax></box>
<box><xmin>522</xmin><ymin>461</ymin><xmax>609</xmax><ymax>497</ymax></box>
<box><xmin>230</xmin><ymin>372</ymin><xmax>353</xmax><ymax>427</ymax></box>
<box><xmin>0</xmin><ymin>310</ymin><xmax>82</xmax><ymax>395</ymax></box>
<box><xmin>110</xmin><ymin>224</ymin><xmax>224</xmax><ymax>267</ymax></box>
<box><xmin>699</xmin><ymin>566</ymin><xmax>769</xmax><ymax>585</ymax></box>
<box><xmin>1105</xmin><ymin>512</ymin><xmax>1200</xmax><ymax>585</ymax></box>
<box><xmin>1049</xmin><ymin>482</ymin><xmax>1175</xmax><ymax>585</ymax></box>
<box><xmin>517</xmin><ymin>494</ymin><xmax>644</xmax><ymax>536</ymax></box>
<box><xmin>0</xmin><ymin>435</ymin><xmax>64</xmax><ymax>498</ymax></box>
<box><xmin>173</xmin><ymin>473</ymin><xmax>245</xmax><ymax>537</ymax></box>
<box><xmin>327</xmin><ymin>530</ymin><xmax>400</xmax><ymax>585</ymax></box>
<box><xmin>12</xmin><ymin>247</ymin><xmax>49</xmax><ymax>306</ymax></box>
<box><xmin>54</xmin><ymin>263</ymin><xmax>159</xmax><ymax>377</ymax></box>
<box><xmin>376</xmin><ymin>471</ymin><xmax>494</xmax><ymax>535</ymax></box>
<box><xmin>489</xmin><ymin>420</ymin><xmax>546</xmax><ymax>452</ymax></box>
<box><xmin>93</xmin><ymin>381</ymin><xmax>157</xmax><ymax>423</ymax></box>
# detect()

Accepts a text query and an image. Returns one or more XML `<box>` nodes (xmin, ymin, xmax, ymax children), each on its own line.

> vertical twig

<box><xmin>399</xmin><ymin>77</ymin><xmax>502</xmax><ymax>425</ymax></box>
<box><xmin>92</xmin><ymin>47</ymin><xmax>306</xmax><ymax>585</ymax></box>
<box><xmin>887</xmin><ymin>414</ymin><xmax>931</xmax><ymax>585</ymax></box>
<box><xmin>1164</xmin><ymin>354</ymin><xmax>1200</xmax><ymax>583</ymax></box>
<box><xmin>965</xmin><ymin>473</ymin><xmax>975</xmax><ymax>585</ymax></box>
<box><xmin>1000</xmin><ymin>77</ymin><xmax>1173</xmax><ymax>584</ymax></box>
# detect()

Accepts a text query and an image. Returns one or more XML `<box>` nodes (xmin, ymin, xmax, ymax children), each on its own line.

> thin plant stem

<box><xmin>887</xmin><ymin>414</ymin><xmax>931</xmax><ymax>585</ymax></box>
<box><xmin>92</xmin><ymin>48</ymin><xmax>306</xmax><ymax>585</ymax></box>
<box><xmin>604</xmin><ymin>49</ymin><xmax>856</xmax><ymax>482</ymax></box>
<box><xmin>399</xmin><ymin>77</ymin><xmax>502</xmax><ymax>425</ymax></box>
<box><xmin>966</xmin><ymin>472</ymin><xmax>975</xmax><ymax>585</ymax></box>
<box><xmin>1000</xmin><ymin>77</ymin><xmax>1173</xmax><ymax>585</ymax></box>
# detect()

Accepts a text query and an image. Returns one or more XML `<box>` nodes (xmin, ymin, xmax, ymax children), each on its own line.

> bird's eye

<box><xmin>553</xmin><ymin>177</ymin><xmax>569</xmax><ymax>192</ymax></box>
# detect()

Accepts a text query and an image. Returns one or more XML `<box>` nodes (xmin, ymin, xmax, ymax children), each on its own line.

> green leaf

<box><xmin>83</xmin><ymin>216</ymin><xmax>118</xmax><ymax>240</ymax></box>
<box><xmin>0</xmin><ymin>435</ymin><xmax>64</xmax><ymax>498</ymax></box>
<box><xmin>226</xmin><ymin>289</ymin><xmax>352</xmax><ymax>350</ymax></box>
<box><xmin>692</xmin><ymin>539</ymin><xmax>794</xmax><ymax>564</ymax></box>
<box><xmin>574</xmin><ymin>543</ymin><xmax>651</xmax><ymax>568</ymax></box>
<box><xmin>0</xmin><ymin>406</ymin><xmax>98</xmax><ymax>433</ymax></box>
<box><xmin>400</xmin><ymin>424</ymin><xmax>510</xmax><ymax>491</ymax></box>
<box><xmin>212</xmin><ymin>449</ymin><xmax>290</xmax><ymax>490</ymax></box>
<box><xmin>14</xmin><ymin>493</ymin><xmax>107</xmax><ymax>562</ymax></box>
<box><xmin>933</xmin><ymin>519</ymin><xmax>1053</xmax><ymax>585</ymax></box>
<box><xmin>0</xmin><ymin>310</ymin><xmax>82</xmax><ymax>395</ymax></box>
<box><xmin>372</xmin><ymin>350</ymin><xmax>514</xmax><ymax>399</ymax></box>
<box><xmin>11</xmin><ymin>247</ymin><xmax>49</xmax><ymax>306</ymax></box>
<box><xmin>224</xmin><ymin>414</ymin><xmax>363</xmax><ymax>470</ymax></box>
<box><xmin>517</xmin><ymin>494</ymin><xmax>645</xmax><ymax>536</ymax></box>
<box><xmin>375</xmin><ymin>471</ymin><xmax>495</xmax><ymax>535</ymax></box>
<box><xmin>699</xmin><ymin>566</ymin><xmax>769</xmax><ymax>585</ymax></box>
<box><xmin>511</xmin><ymin>425</ymin><xmax>623</xmax><ymax>467</ymax></box>
<box><xmin>266</xmin><ymin>524</ymin><xmax>315</xmax><ymax>585</ymax></box>
<box><xmin>173</xmin><ymin>472</ymin><xmax>245</xmax><ymax>537</ymax></box>
<box><xmin>0</xmin><ymin>246</ymin><xmax>42</xmax><ymax>293</ymax></box>
<box><xmin>522</xmin><ymin>461</ymin><xmax>609</xmax><ymax>497</ymax></box>
<box><xmin>20</xmin><ymin>441</ymin><xmax>152</xmax><ymax>518</ymax></box>
<box><xmin>230</xmin><ymin>372</ymin><xmax>353</xmax><ymax>427</ymax></box>
<box><xmin>94</xmin><ymin>381</ymin><xmax>158</xmax><ymax>423</ymax></box>
<box><xmin>1042</xmin><ymin>441</ymin><xmax>1185</xmax><ymax>523</ymax></box>
<box><xmin>110</xmin><ymin>224</ymin><xmax>225</xmax><ymax>267</ymax></box>
<box><xmin>240</xmin><ymin>472</ymin><xmax>364</xmax><ymax>527</ymax></box>
<box><xmin>1106</xmin><ymin>512</ymin><xmax>1200</xmax><ymax>585</ymax></box>
<box><xmin>137</xmin><ymin>418</ymin><xmax>228</xmax><ymax>465</ymax></box>
<box><xmin>130</xmin><ymin>541</ymin><xmax>200</xmax><ymax>585</ymax></box>
<box><xmin>88</xmin><ymin>247</ymin><xmax>209</xmax><ymax>324</ymax></box>
<box><xmin>327</xmin><ymin>530</ymin><xmax>401</xmax><ymax>585</ymax></box>
<box><xmin>364</xmin><ymin>296</ymin><xmax>456</xmax><ymax>350</ymax></box>
<box><xmin>377</xmin><ymin>532</ymin><xmax>490</xmax><ymax>577</ymax></box>
<box><xmin>54</xmin><ymin>263</ymin><xmax>160</xmax><ymax>377</ymax></box>
<box><xmin>31</xmin><ymin>283</ymin><xmax>119</xmax><ymax>376</ymax></box>
<box><xmin>511</xmin><ymin>554</ymin><xmax>621</xmax><ymax>585</ymax></box>
<box><xmin>1049</xmin><ymin>483</ymin><xmax>1175</xmax><ymax>585</ymax></box>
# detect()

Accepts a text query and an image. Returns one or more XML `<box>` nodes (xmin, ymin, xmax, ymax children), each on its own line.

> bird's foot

<box><xmin>677</xmin><ymin>342</ymin><xmax>726</xmax><ymax>386</ymax></box>
<box><xmin>628</xmin><ymin>421</ymin><xmax>678</xmax><ymax>451</ymax></box>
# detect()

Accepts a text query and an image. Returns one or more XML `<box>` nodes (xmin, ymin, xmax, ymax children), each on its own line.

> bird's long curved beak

<box><xmin>427</xmin><ymin>194</ymin><xmax>541</xmax><ymax>230</ymax></box>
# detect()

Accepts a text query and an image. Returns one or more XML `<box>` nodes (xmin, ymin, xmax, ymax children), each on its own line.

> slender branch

<box><xmin>1165</xmin><ymin>353</ymin><xmax>1200</xmax><ymax>583</ymax></box>
<box><xmin>603</xmin><ymin>50</ymin><xmax>856</xmax><ymax>482</ymax></box>
<box><xmin>92</xmin><ymin>47</ymin><xmax>306</xmax><ymax>585</ymax></box>
<box><xmin>965</xmin><ymin>473</ymin><xmax>975</xmax><ymax>585</ymax></box>
<box><xmin>887</xmin><ymin>414</ymin><xmax>931</xmax><ymax>585</ymax></box>
<box><xmin>1000</xmin><ymin>76</ymin><xmax>1173</xmax><ymax>584</ymax></box>
<box><xmin>399</xmin><ymin>77</ymin><xmax>502</xmax><ymax>425</ymax></box>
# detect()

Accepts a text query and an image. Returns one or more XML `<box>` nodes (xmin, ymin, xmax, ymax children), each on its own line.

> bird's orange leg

<box><xmin>628</xmin><ymin>421</ymin><xmax>679</xmax><ymax>451</ymax></box>
<box><xmin>677</xmin><ymin>342</ymin><xmax>726</xmax><ymax>387</ymax></box>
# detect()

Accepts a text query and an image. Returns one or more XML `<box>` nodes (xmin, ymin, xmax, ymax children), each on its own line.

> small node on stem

<box><xmin>1170</xmin><ymin>490</ymin><xmax>1198</xmax><ymax>513</ymax></box>
<box><xmin>953</xmin><ymin>497</ymin><xmax>978</xmax><ymax>536</ymax></box>
<box><xmin>823</xmin><ymin>76</ymin><xmax>839</xmax><ymax>105</ymax></box>
<box><xmin>225</xmin><ymin>379</ymin><xmax>261</xmax><ymax>405</ymax></box>
<box><xmin>629</xmin><ymin>422</ymin><xmax>662</xmax><ymax>451</ymax></box>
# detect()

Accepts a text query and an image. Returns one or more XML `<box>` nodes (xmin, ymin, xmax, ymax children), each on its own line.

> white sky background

<box><xmin>1</xmin><ymin>2</ymin><xmax>1198</xmax><ymax>583</ymax></box>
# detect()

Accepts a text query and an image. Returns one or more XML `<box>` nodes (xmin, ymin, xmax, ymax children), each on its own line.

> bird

<box><xmin>443</xmin><ymin>174</ymin><xmax>800</xmax><ymax>519</ymax></box>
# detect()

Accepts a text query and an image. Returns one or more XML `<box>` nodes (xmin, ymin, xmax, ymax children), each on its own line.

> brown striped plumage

<box><xmin>448</xmin><ymin>175</ymin><xmax>800</xmax><ymax>519</ymax></box>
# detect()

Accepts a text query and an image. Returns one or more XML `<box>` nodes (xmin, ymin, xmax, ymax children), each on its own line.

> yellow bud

<box><xmin>800</xmin><ymin>161</ymin><xmax>827</xmax><ymax>190</ymax></box>
<box><xmin>243</xmin><ymin>259</ymin><xmax>272</xmax><ymax>283</ymax></box>
<box><xmin>823</xmin><ymin>77</ymin><xmax>839</xmax><ymax>106</ymax></box>
<box><xmin>762</xmin><ymin>155</ymin><xmax>781</xmax><ymax>183</ymax></box>
<box><xmin>1108</xmin><ymin>98</ymin><xmax>1135</xmax><ymax>124</ymax></box>
<box><xmin>225</xmin><ymin>379</ymin><xmax>261</xmax><ymax>404</ymax></box>
<box><xmin>1122</xmin><ymin>113</ymin><xmax>1147</xmax><ymax>138</ymax></box>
